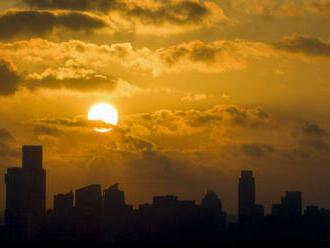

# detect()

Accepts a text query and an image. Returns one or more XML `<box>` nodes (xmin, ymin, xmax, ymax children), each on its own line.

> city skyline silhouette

<box><xmin>0</xmin><ymin>0</ymin><xmax>330</xmax><ymax>246</ymax></box>
<box><xmin>1</xmin><ymin>145</ymin><xmax>330</xmax><ymax>244</ymax></box>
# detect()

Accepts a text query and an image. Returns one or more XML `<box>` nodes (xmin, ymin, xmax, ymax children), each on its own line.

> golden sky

<box><xmin>0</xmin><ymin>0</ymin><xmax>330</xmax><ymax>215</ymax></box>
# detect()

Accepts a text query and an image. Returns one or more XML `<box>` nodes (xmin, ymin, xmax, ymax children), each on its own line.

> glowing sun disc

<box><xmin>88</xmin><ymin>103</ymin><xmax>118</xmax><ymax>132</ymax></box>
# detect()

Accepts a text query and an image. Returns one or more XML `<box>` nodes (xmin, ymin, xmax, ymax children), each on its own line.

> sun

<box><xmin>88</xmin><ymin>103</ymin><xmax>118</xmax><ymax>133</ymax></box>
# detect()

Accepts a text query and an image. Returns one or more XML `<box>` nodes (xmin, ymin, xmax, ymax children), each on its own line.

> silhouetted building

<box><xmin>271</xmin><ymin>203</ymin><xmax>282</xmax><ymax>217</ymax></box>
<box><xmin>5</xmin><ymin>146</ymin><xmax>46</xmax><ymax>240</ymax></box>
<box><xmin>5</xmin><ymin>167</ymin><xmax>26</xmax><ymax>240</ymax></box>
<box><xmin>75</xmin><ymin>184</ymin><xmax>102</xmax><ymax>211</ymax></box>
<box><xmin>136</xmin><ymin>195</ymin><xmax>202</xmax><ymax>242</ymax></box>
<box><xmin>201</xmin><ymin>190</ymin><xmax>227</xmax><ymax>240</ymax></box>
<box><xmin>253</xmin><ymin>204</ymin><xmax>264</xmax><ymax>217</ymax></box>
<box><xmin>153</xmin><ymin>195</ymin><xmax>178</xmax><ymax>208</ymax></box>
<box><xmin>4</xmin><ymin>150</ymin><xmax>330</xmax><ymax>243</ymax></box>
<box><xmin>238</xmin><ymin>170</ymin><xmax>255</xmax><ymax>222</ymax></box>
<box><xmin>281</xmin><ymin>191</ymin><xmax>302</xmax><ymax>218</ymax></box>
<box><xmin>102</xmin><ymin>184</ymin><xmax>133</xmax><ymax>242</ymax></box>
<box><xmin>305</xmin><ymin>206</ymin><xmax>320</xmax><ymax>216</ymax></box>
<box><xmin>54</xmin><ymin>191</ymin><xmax>73</xmax><ymax>213</ymax></box>
<box><xmin>103</xmin><ymin>184</ymin><xmax>125</xmax><ymax>211</ymax></box>
<box><xmin>22</xmin><ymin>146</ymin><xmax>46</xmax><ymax>219</ymax></box>
<box><xmin>201</xmin><ymin>190</ymin><xmax>223</xmax><ymax>214</ymax></box>
<box><xmin>22</xmin><ymin>146</ymin><xmax>43</xmax><ymax>170</ymax></box>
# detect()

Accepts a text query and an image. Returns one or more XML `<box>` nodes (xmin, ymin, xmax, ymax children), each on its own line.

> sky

<box><xmin>0</xmin><ymin>0</ymin><xmax>330</xmax><ymax>215</ymax></box>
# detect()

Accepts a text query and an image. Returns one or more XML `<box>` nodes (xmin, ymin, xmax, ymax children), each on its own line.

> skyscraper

<box><xmin>201</xmin><ymin>190</ymin><xmax>223</xmax><ymax>215</ymax></box>
<box><xmin>103</xmin><ymin>184</ymin><xmax>125</xmax><ymax>211</ymax></box>
<box><xmin>22</xmin><ymin>146</ymin><xmax>46</xmax><ymax>221</ymax></box>
<box><xmin>22</xmin><ymin>146</ymin><xmax>43</xmax><ymax>170</ymax></box>
<box><xmin>5</xmin><ymin>146</ymin><xmax>46</xmax><ymax>240</ymax></box>
<box><xmin>238</xmin><ymin>170</ymin><xmax>255</xmax><ymax>222</ymax></box>
<box><xmin>75</xmin><ymin>184</ymin><xmax>102</xmax><ymax>211</ymax></box>
<box><xmin>54</xmin><ymin>191</ymin><xmax>73</xmax><ymax>213</ymax></box>
<box><xmin>281</xmin><ymin>191</ymin><xmax>302</xmax><ymax>218</ymax></box>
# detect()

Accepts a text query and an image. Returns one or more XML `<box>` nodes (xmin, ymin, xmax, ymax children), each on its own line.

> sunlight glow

<box><xmin>88</xmin><ymin>103</ymin><xmax>118</xmax><ymax>133</ymax></box>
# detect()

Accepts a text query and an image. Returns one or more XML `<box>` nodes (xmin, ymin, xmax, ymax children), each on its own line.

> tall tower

<box><xmin>281</xmin><ymin>191</ymin><xmax>302</xmax><ymax>218</ymax></box>
<box><xmin>75</xmin><ymin>184</ymin><xmax>102</xmax><ymax>211</ymax></box>
<box><xmin>5</xmin><ymin>145</ymin><xmax>46</xmax><ymax>240</ymax></box>
<box><xmin>22</xmin><ymin>146</ymin><xmax>46</xmax><ymax>219</ymax></box>
<box><xmin>54</xmin><ymin>191</ymin><xmax>73</xmax><ymax>213</ymax></box>
<box><xmin>103</xmin><ymin>184</ymin><xmax>126</xmax><ymax>211</ymax></box>
<box><xmin>238</xmin><ymin>170</ymin><xmax>255</xmax><ymax>222</ymax></box>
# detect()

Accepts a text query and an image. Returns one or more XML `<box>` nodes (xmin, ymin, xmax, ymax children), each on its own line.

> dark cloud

<box><xmin>294</xmin><ymin>122</ymin><xmax>329</xmax><ymax>153</ymax></box>
<box><xmin>0</xmin><ymin>129</ymin><xmax>17</xmax><ymax>158</ymax></box>
<box><xmin>242</xmin><ymin>143</ymin><xmax>274</xmax><ymax>158</ymax></box>
<box><xmin>23</xmin><ymin>0</ymin><xmax>225</xmax><ymax>29</ymax></box>
<box><xmin>121</xmin><ymin>136</ymin><xmax>154</xmax><ymax>151</ymax></box>
<box><xmin>24</xmin><ymin>68</ymin><xmax>118</xmax><ymax>92</ymax></box>
<box><xmin>186</xmin><ymin>110</ymin><xmax>223</xmax><ymax>127</ymax></box>
<box><xmin>161</xmin><ymin>41</ymin><xmax>222</xmax><ymax>65</ymax></box>
<box><xmin>303</xmin><ymin>1</ymin><xmax>330</xmax><ymax>18</ymax></box>
<box><xmin>304</xmin><ymin>123</ymin><xmax>327</xmax><ymax>137</ymax></box>
<box><xmin>0</xmin><ymin>56</ymin><xmax>119</xmax><ymax>94</ymax></box>
<box><xmin>0</xmin><ymin>143</ymin><xmax>18</xmax><ymax>157</ymax></box>
<box><xmin>127</xmin><ymin>105</ymin><xmax>271</xmax><ymax>136</ymax></box>
<box><xmin>0</xmin><ymin>38</ymin><xmax>269</xmax><ymax>76</ymax></box>
<box><xmin>274</xmin><ymin>33</ymin><xmax>330</xmax><ymax>57</ymax></box>
<box><xmin>157</xmin><ymin>40</ymin><xmax>266</xmax><ymax>73</ymax></box>
<box><xmin>33</xmin><ymin>118</ymin><xmax>115</xmax><ymax>131</ymax></box>
<box><xmin>303</xmin><ymin>139</ymin><xmax>329</xmax><ymax>152</ymax></box>
<box><xmin>125</xmin><ymin>1</ymin><xmax>209</xmax><ymax>26</ymax></box>
<box><xmin>23</xmin><ymin>0</ymin><xmax>123</xmax><ymax>13</ymax></box>
<box><xmin>190</xmin><ymin>45</ymin><xmax>218</xmax><ymax>62</ymax></box>
<box><xmin>0</xmin><ymin>58</ymin><xmax>21</xmax><ymax>96</ymax></box>
<box><xmin>33</xmin><ymin>125</ymin><xmax>61</xmax><ymax>137</ymax></box>
<box><xmin>0</xmin><ymin>128</ymin><xmax>14</xmax><ymax>143</ymax></box>
<box><xmin>230</xmin><ymin>0</ymin><xmax>330</xmax><ymax>18</ymax></box>
<box><xmin>34</xmin><ymin>118</ymin><xmax>89</xmax><ymax>127</ymax></box>
<box><xmin>131</xmin><ymin>150</ymin><xmax>182</xmax><ymax>180</ymax></box>
<box><xmin>0</xmin><ymin>9</ymin><xmax>108</xmax><ymax>40</ymax></box>
<box><xmin>257</xmin><ymin>110</ymin><xmax>270</xmax><ymax>120</ymax></box>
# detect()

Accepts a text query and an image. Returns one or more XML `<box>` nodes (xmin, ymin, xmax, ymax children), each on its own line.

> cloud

<box><xmin>33</xmin><ymin>125</ymin><xmax>61</xmax><ymax>137</ymax></box>
<box><xmin>231</xmin><ymin>0</ymin><xmax>330</xmax><ymax>18</ymax></box>
<box><xmin>303</xmin><ymin>139</ymin><xmax>329</xmax><ymax>151</ymax></box>
<box><xmin>304</xmin><ymin>123</ymin><xmax>327</xmax><ymax>137</ymax></box>
<box><xmin>181</xmin><ymin>93</ymin><xmax>208</xmax><ymax>102</ymax></box>
<box><xmin>0</xmin><ymin>129</ymin><xmax>17</xmax><ymax>158</ymax></box>
<box><xmin>0</xmin><ymin>9</ymin><xmax>108</xmax><ymax>40</ymax></box>
<box><xmin>24</xmin><ymin>67</ymin><xmax>118</xmax><ymax>91</ymax></box>
<box><xmin>304</xmin><ymin>1</ymin><xmax>330</xmax><ymax>18</ymax></box>
<box><xmin>156</xmin><ymin>40</ymin><xmax>272</xmax><ymax>74</ymax></box>
<box><xmin>0</xmin><ymin>34</ymin><xmax>328</xmax><ymax>93</ymax></box>
<box><xmin>0</xmin><ymin>128</ymin><xmax>14</xmax><ymax>143</ymax></box>
<box><xmin>23</xmin><ymin>0</ymin><xmax>228</xmax><ymax>34</ymax></box>
<box><xmin>118</xmin><ymin>104</ymin><xmax>272</xmax><ymax>140</ymax></box>
<box><xmin>0</xmin><ymin>52</ymin><xmax>127</xmax><ymax>95</ymax></box>
<box><xmin>123</xmin><ymin>0</ymin><xmax>214</xmax><ymax>25</ymax></box>
<box><xmin>241</xmin><ymin>143</ymin><xmax>274</xmax><ymax>158</ymax></box>
<box><xmin>0</xmin><ymin>38</ymin><xmax>274</xmax><ymax>77</ymax></box>
<box><xmin>23</xmin><ymin>0</ymin><xmax>123</xmax><ymax>12</ymax></box>
<box><xmin>28</xmin><ymin>104</ymin><xmax>272</xmax><ymax>144</ymax></box>
<box><xmin>294</xmin><ymin>122</ymin><xmax>329</xmax><ymax>153</ymax></box>
<box><xmin>32</xmin><ymin>117</ymin><xmax>120</xmax><ymax>134</ymax></box>
<box><xmin>274</xmin><ymin>33</ymin><xmax>330</xmax><ymax>57</ymax></box>
<box><xmin>34</xmin><ymin>118</ymin><xmax>89</xmax><ymax>127</ymax></box>
<box><xmin>0</xmin><ymin>143</ymin><xmax>18</xmax><ymax>157</ymax></box>
<box><xmin>0</xmin><ymin>57</ymin><xmax>21</xmax><ymax>96</ymax></box>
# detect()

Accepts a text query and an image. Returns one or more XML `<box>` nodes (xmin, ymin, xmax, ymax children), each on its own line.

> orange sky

<box><xmin>0</xmin><ymin>0</ymin><xmax>330</xmax><ymax>215</ymax></box>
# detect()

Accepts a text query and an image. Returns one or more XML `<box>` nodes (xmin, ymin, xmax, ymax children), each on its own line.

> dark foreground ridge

<box><xmin>1</xmin><ymin>146</ymin><xmax>330</xmax><ymax>244</ymax></box>
<box><xmin>1</xmin><ymin>241</ymin><xmax>330</xmax><ymax>248</ymax></box>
